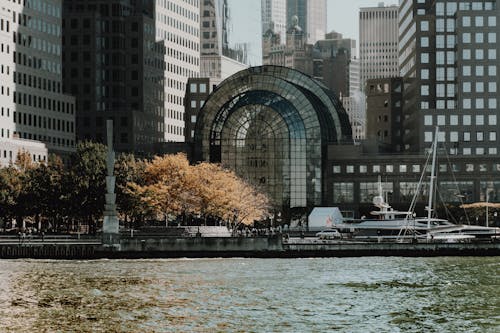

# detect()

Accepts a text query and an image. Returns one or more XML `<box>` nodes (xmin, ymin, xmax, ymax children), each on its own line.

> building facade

<box><xmin>399</xmin><ymin>0</ymin><xmax>499</xmax><ymax>154</ymax></box>
<box><xmin>0</xmin><ymin>0</ymin><xmax>75</xmax><ymax>166</ymax></box>
<box><xmin>261</xmin><ymin>0</ymin><xmax>287</xmax><ymax>45</ymax></box>
<box><xmin>200</xmin><ymin>0</ymin><xmax>247</xmax><ymax>87</ymax></box>
<box><xmin>184</xmin><ymin>77</ymin><xmax>211</xmax><ymax>143</ymax></box>
<box><xmin>194</xmin><ymin>65</ymin><xmax>353</xmax><ymax>219</ymax></box>
<box><xmin>62</xmin><ymin>0</ymin><xmax>165</xmax><ymax>152</ymax></box>
<box><xmin>359</xmin><ymin>3</ymin><xmax>399</xmax><ymax>92</ymax></box>
<box><xmin>156</xmin><ymin>0</ymin><xmax>200</xmax><ymax>142</ymax></box>
<box><xmin>365</xmin><ymin>77</ymin><xmax>404</xmax><ymax>152</ymax></box>
<box><xmin>286</xmin><ymin>0</ymin><xmax>327</xmax><ymax>44</ymax></box>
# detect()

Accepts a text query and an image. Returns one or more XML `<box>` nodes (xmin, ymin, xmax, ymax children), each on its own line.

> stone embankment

<box><xmin>1</xmin><ymin>235</ymin><xmax>499</xmax><ymax>259</ymax></box>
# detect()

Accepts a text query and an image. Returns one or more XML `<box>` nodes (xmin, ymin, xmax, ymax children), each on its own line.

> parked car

<box><xmin>316</xmin><ymin>229</ymin><xmax>342</xmax><ymax>240</ymax></box>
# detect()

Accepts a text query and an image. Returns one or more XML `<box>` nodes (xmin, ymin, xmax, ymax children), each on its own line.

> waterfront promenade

<box><xmin>0</xmin><ymin>232</ymin><xmax>499</xmax><ymax>259</ymax></box>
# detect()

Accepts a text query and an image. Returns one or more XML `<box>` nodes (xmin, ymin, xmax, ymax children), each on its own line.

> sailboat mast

<box><xmin>427</xmin><ymin>126</ymin><xmax>439</xmax><ymax>229</ymax></box>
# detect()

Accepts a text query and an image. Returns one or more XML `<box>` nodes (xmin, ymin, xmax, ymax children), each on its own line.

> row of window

<box><xmin>333</xmin><ymin>161</ymin><xmax>500</xmax><ymax>175</ymax></box>
<box><xmin>424</xmin><ymin>114</ymin><xmax>496</xmax><ymax>126</ymax></box>
<box><xmin>0</xmin><ymin>149</ymin><xmax>46</xmax><ymax>163</ymax></box>
<box><xmin>14</xmin><ymin>111</ymin><xmax>74</xmax><ymax>133</ymax></box>
<box><xmin>424</xmin><ymin>131</ymin><xmax>497</xmax><ymax>143</ymax></box>
<box><xmin>13</xmin><ymin>71</ymin><xmax>62</xmax><ymax>94</ymax></box>
<box><xmin>13</xmin><ymin>50</ymin><xmax>61</xmax><ymax>75</ymax></box>
<box><xmin>16</xmin><ymin>131</ymin><xmax>73</xmax><ymax>147</ymax></box>
<box><xmin>13</xmin><ymin>91</ymin><xmax>74</xmax><ymax>114</ymax></box>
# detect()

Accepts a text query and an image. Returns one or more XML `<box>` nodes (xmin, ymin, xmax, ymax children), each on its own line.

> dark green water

<box><xmin>0</xmin><ymin>257</ymin><xmax>498</xmax><ymax>332</ymax></box>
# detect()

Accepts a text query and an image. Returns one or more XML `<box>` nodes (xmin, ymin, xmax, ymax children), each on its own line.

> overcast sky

<box><xmin>228</xmin><ymin>0</ymin><xmax>400</xmax><ymax>65</ymax></box>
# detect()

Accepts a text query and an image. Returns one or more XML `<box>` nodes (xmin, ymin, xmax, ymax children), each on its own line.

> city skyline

<box><xmin>230</xmin><ymin>0</ymin><xmax>399</xmax><ymax>65</ymax></box>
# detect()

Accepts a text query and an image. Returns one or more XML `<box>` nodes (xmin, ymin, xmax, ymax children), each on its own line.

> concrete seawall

<box><xmin>0</xmin><ymin>236</ymin><xmax>499</xmax><ymax>259</ymax></box>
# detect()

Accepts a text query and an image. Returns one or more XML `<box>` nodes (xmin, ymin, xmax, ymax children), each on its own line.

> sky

<box><xmin>229</xmin><ymin>0</ymin><xmax>399</xmax><ymax>65</ymax></box>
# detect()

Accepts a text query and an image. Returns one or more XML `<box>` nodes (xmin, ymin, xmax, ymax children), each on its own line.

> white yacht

<box><xmin>333</xmin><ymin>127</ymin><xmax>500</xmax><ymax>242</ymax></box>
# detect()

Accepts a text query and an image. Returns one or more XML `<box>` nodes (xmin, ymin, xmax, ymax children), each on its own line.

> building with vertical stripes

<box><xmin>1</xmin><ymin>0</ymin><xmax>75</xmax><ymax>166</ymax></box>
<box><xmin>359</xmin><ymin>3</ymin><xmax>399</xmax><ymax>92</ymax></box>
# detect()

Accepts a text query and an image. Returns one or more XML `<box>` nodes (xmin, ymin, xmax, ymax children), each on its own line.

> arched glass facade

<box><xmin>194</xmin><ymin>66</ymin><xmax>352</xmax><ymax>214</ymax></box>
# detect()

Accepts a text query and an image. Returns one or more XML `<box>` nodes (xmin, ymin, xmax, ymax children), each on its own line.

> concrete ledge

<box><xmin>0</xmin><ymin>237</ymin><xmax>499</xmax><ymax>259</ymax></box>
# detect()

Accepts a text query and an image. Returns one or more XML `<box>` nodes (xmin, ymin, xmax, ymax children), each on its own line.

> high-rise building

<box><xmin>0</xmin><ymin>0</ymin><xmax>75</xmax><ymax>166</ymax></box>
<box><xmin>313</xmin><ymin>31</ymin><xmax>356</xmax><ymax>98</ymax></box>
<box><xmin>200</xmin><ymin>0</ymin><xmax>248</xmax><ymax>87</ymax></box>
<box><xmin>261</xmin><ymin>0</ymin><xmax>287</xmax><ymax>44</ymax></box>
<box><xmin>62</xmin><ymin>1</ymin><xmax>166</xmax><ymax>152</ymax></box>
<box><xmin>156</xmin><ymin>0</ymin><xmax>200</xmax><ymax>142</ymax></box>
<box><xmin>399</xmin><ymin>0</ymin><xmax>499</xmax><ymax>154</ymax></box>
<box><xmin>365</xmin><ymin>77</ymin><xmax>403</xmax><ymax>152</ymax></box>
<box><xmin>286</xmin><ymin>0</ymin><xmax>327</xmax><ymax>44</ymax></box>
<box><xmin>359</xmin><ymin>3</ymin><xmax>399</xmax><ymax>92</ymax></box>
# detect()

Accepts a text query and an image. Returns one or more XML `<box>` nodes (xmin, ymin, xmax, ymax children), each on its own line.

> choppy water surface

<box><xmin>0</xmin><ymin>257</ymin><xmax>498</xmax><ymax>332</ymax></box>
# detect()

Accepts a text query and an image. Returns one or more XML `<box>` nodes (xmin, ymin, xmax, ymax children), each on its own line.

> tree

<box><xmin>130</xmin><ymin>154</ymin><xmax>270</xmax><ymax>227</ymax></box>
<box><xmin>115</xmin><ymin>153</ymin><xmax>150</xmax><ymax>226</ymax></box>
<box><xmin>131</xmin><ymin>153</ymin><xmax>200</xmax><ymax>222</ymax></box>
<box><xmin>67</xmin><ymin>141</ymin><xmax>107</xmax><ymax>233</ymax></box>
<box><xmin>0</xmin><ymin>166</ymin><xmax>20</xmax><ymax>230</ymax></box>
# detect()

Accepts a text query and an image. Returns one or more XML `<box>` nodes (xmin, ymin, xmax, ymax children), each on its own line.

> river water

<box><xmin>0</xmin><ymin>257</ymin><xmax>498</xmax><ymax>332</ymax></box>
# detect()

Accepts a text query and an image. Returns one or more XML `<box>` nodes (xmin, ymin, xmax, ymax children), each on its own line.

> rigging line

<box><xmin>399</xmin><ymin>148</ymin><xmax>433</xmax><ymax>239</ymax></box>
<box><xmin>442</xmin><ymin>141</ymin><xmax>470</xmax><ymax>225</ymax></box>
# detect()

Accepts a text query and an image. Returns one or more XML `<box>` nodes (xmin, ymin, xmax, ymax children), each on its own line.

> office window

<box><xmin>488</xmin><ymin>32</ymin><xmax>496</xmax><ymax>43</ymax></box>
<box><xmin>421</xmin><ymin>69</ymin><xmax>429</xmax><ymax>79</ymax></box>
<box><xmin>476</xmin><ymin>82</ymin><xmax>484</xmax><ymax>93</ymax></box>
<box><xmin>489</xmin><ymin>148</ymin><xmax>497</xmax><ymax>155</ymax></box>
<box><xmin>488</xmin><ymin>49</ymin><xmax>497</xmax><ymax>60</ymax></box>
<box><xmin>488</xmin><ymin>65</ymin><xmax>496</xmax><ymax>76</ymax></box>
<box><xmin>475</xmin><ymin>16</ymin><xmax>484</xmax><ymax>27</ymax></box>
<box><xmin>476</xmin><ymin>98</ymin><xmax>484</xmax><ymax>109</ymax></box>
<box><xmin>488</xmin><ymin>16</ymin><xmax>497</xmax><ymax>27</ymax></box>
<box><xmin>463</xmin><ymin>66</ymin><xmax>471</xmax><ymax>76</ymax></box>
<box><xmin>463</xmin><ymin>16</ymin><xmax>471</xmax><ymax>27</ymax></box>
<box><xmin>488</xmin><ymin>115</ymin><xmax>497</xmax><ymax>125</ymax></box>
<box><xmin>463</xmin><ymin>82</ymin><xmax>471</xmax><ymax>92</ymax></box>
<box><xmin>421</xmin><ymin>21</ymin><xmax>429</xmax><ymax>31</ymax></box>
<box><xmin>462</xmin><ymin>33</ymin><xmax>471</xmax><ymax>43</ymax></box>
<box><xmin>463</xmin><ymin>49</ymin><xmax>471</xmax><ymax>59</ymax></box>
<box><xmin>476</xmin><ymin>66</ymin><xmax>484</xmax><ymax>76</ymax></box>
<box><xmin>424</xmin><ymin>115</ymin><xmax>432</xmax><ymax>126</ymax></box>
<box><xmin>421</xmin><ymin>53</ymin><xmax>429</xmax><ymax>63</ymax></box>
<box><xmin>421</xmin><ymin>37</ymin><xmax>429</xmax><ymax>47</ymax></box>
<box><xmin>477</xmin><ymin>132</ymin><xmax>484</xmax><ymax>141</ymax></box>
<box><xmin>463</xmin><ymin>99</ymin><xmax>471</xmax><ymax>109</ymax></box>
<box><xmin>450</xmin><ymin>132</ymin><xmax>458</xmax><ymax>142</ymax></box>
<box><xmin>463</xmin><ymin>115</ymin><xmax>471</xmax><ymax>125</ymax></box>
<box><xmin>450</xmin><ymin>115</ymin><xmax>458</xmax><ymax>125</ymax></box>
<box><xmin>425</xmin><ymin>131</ymin><xmax>433</xmax><ymax>142</ymax></box>
<box><xmin>475</xmin><ymin>49</ymin><xmax>484</xmax><ymax>60</ymax></box>
<box><xmin>437</xmin><ymin>115</ymin><xmax>445</xmax><ymax>126</ymax></box>
<box><xmin>476</xmin><ymin>115</ymin><xmax>484</xmax><ymax>125</ymax></box>
<box><xmin>489</xmin><ymin>99</ymin><xmax>497</xmax><ymax>109</ymax></box>
<box><xmin>489</xmin><ymin>132</ymin><xmax>496</xmax><ymax>141</ymax></box>
<box><xmin>475</xmin><ymin>32</ymin><xmax>484</xmax><ymax>43</ymax></box>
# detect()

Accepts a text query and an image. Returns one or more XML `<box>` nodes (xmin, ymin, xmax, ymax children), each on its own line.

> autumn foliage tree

<box><xmin>130</xmin><ymin>153</ymin><xmax>270</xmax><ymax>226</ymax></box>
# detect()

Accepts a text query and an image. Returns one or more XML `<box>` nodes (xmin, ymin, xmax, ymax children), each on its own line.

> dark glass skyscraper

<box><xmin>62</xmin><ymin>0</ymin><xmax>165</xmax><ymax>153</ymax></box>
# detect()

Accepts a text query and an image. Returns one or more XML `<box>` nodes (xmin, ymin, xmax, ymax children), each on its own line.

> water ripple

<box><xmin>0</xmin><ymin>257</ymin><xmax>498</xmax><ymax>332</ymax></box>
